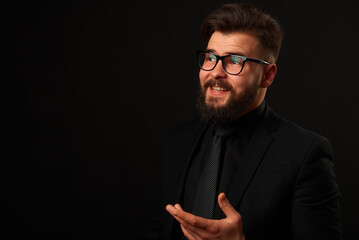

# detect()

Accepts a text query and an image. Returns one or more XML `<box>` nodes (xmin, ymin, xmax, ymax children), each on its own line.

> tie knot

<box><xmin>214</xmin><ymin>126</ymin><xmax>235</xmax><ymax>138</ymax></box>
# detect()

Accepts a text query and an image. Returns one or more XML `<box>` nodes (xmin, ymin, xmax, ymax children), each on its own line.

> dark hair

<box><xmin>201</xmin><ymin>3</ymin><xmax>284</xmax><ymax>62</ymax></box>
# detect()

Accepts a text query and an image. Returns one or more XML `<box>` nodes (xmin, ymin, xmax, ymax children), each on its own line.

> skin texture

<box><xmin>166</xmin><ymin>31</ymin><xmax>278</xmax><ymax>239</ymax></box>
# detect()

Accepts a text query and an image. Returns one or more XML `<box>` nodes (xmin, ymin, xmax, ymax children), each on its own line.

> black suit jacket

<box><xmin>148</xmin><ymin>105</ymin><xmax>341</xmax><ymax>240</ymax></box>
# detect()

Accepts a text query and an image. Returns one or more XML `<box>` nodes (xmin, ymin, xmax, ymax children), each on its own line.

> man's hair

<box><xmin>201</xmin><ymin>3</ymin><xmax>284</xmax><ymax>63</ymax></box>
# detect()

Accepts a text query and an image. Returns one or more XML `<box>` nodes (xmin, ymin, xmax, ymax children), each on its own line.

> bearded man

<box><xmin>147</xmin><ymin>3</ymin><xmax>342</xmax><ymax>240</ymax></box>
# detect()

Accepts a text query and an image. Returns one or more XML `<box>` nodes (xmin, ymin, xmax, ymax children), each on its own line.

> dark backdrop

<box><xmin>3</xmin><ymin>0</ymin><xmax>359</xmax><ymax>238</ymax></box>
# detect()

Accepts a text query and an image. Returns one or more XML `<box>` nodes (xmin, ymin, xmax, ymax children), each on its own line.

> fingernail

<box><xmin>166</xmin><ymin>205</ymin><xmax>178</xmax><ymax>215</ymax></box>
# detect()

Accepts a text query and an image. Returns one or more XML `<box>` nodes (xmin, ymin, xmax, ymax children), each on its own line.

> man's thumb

<box><xmin>218</xmin><ymin>192</ymin><xmax>241</xmax><ymax>220</ymax></box>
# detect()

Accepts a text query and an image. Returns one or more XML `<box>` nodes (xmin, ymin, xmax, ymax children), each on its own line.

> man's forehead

<box><xmin>207</xmin><ymin>31</ymin><xmax>260</xmax><ymax>56</ymax></box>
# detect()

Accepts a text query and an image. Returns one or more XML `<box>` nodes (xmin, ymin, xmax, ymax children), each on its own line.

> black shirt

<box><xmin>182</xmin><ymin>101</ymin><xmax>266</xmax><ymax>218</ymax></box>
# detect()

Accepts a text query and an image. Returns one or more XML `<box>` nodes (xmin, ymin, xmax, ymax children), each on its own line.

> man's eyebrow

<box><xmin>205</xmin><ymin>48</ymin><xmax>246</xmax><ymax>56</ymax></box>
<box><xmin>205</xmin><ymin>48</ymin><xmax>216</xmax><ymax>53</ymax></box>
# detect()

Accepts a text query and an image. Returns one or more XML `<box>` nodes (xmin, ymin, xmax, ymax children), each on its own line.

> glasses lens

<box><xmin>199</xmin><ymin>52</ymin><xmax>216</xmax><ymax>70</ymax></box>
<box><xmin>223</xmin><ymin>55</ymin><xmax>244</xmax><ymax>74</ymax></box>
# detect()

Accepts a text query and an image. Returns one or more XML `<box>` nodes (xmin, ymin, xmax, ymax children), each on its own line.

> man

<box><xmin>148</xmin><ymin>3</ymin><xmax>341</xmax><ymax>240</ymax></box>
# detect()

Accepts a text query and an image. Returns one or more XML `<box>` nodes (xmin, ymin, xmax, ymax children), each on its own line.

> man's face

<box><xmin>198</xmin><ymin>31</ymin><xmax>267</xmax><ymax>124</ymax></box>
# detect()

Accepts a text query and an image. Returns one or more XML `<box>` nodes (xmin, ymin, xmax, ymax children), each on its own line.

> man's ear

<box><xmin>260</xmin><ymin>64</ymin><xmax>277</xmax><ymax>88</ymax></box>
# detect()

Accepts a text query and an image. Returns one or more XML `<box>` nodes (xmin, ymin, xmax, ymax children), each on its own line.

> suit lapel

<box><xmin>227</xmin><ymin>126</ymin><xmax>274</xmax><ymax>208</ymax></box>
<box><xmin>168</xmin><ymin>122</ymin><xmax>208</xmax><ymax>238</ymax></box>
<box><xmin>173</xmin><ymin>123</ymin><xmax>208</xmax><ymax>203</ymax></box>
<box><xmin>227</xmin><ymin>106</ymin><xmax>279</xmax><ymax>210</ymax></box>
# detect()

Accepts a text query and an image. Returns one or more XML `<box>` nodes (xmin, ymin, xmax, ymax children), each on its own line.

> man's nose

<box><xmin>210</xmin><ymin>60</ymin><xmax>228</xmax><ymax>79</ymax></box>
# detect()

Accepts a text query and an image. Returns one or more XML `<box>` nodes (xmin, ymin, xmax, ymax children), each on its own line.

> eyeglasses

<box><xmin>197</xmin><ymin>50</ymin><xmax>270</xmax><ymax>75</ymax></box>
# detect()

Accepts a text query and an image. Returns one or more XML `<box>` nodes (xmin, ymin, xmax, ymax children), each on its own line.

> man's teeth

<box><xmin>212</xmin><ymin>86</ymin><xmax>228</xmax><ymax>91</ymax></box>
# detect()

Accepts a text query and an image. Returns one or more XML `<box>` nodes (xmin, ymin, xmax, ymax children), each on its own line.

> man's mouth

<box><xmin>204</xmin><ymin>79</ymin><xmax>232</xmax><ymax>93</ymax></box>
<box><xmin>211</xmin><ymin>86</ymin><xmax>230</xmax><ymax>92</ymax></box>
<box><xmin>208</xmin><ymin>85</ymin><xmax>231</xmax><ymax>97</ymax></box>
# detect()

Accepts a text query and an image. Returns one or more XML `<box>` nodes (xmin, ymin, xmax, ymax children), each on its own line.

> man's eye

<box><xmin>231</xmin><ymin>56</ymin><xmax>242</xmax><ymax>64</ymax></box>
<box><xmin>209</xmin><ymin>54</ymin><xmax>216</xmax><ymax>61</ymax></box>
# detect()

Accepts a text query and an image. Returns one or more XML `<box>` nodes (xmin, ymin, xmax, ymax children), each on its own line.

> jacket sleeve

<box><xmin>291</xmin><ymin>137</ymin><xmax>342</xmax><ymax>240</ymax></box>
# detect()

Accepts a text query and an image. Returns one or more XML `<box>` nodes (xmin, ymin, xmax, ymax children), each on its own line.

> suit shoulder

<box><xmin>266</xmin><ymin>110</ymin><xmax>335</xmax><ymax>178</ymax></box>
<box><xmin>269</xmin><ymin>110</ymin><xmax>331</xmax><ymax>147</ymax></box>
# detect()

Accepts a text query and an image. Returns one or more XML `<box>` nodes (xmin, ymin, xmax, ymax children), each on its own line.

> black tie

<box><xmin>192</xmin><ymin>126</ymin><xmax>230</xmax><ymax>219</ymax></box>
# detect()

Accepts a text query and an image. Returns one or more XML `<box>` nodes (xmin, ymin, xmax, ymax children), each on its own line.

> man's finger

<box><xmin>168</xmin><ymin>205</ymin><xmax>210</xmax><ymax>229</ymax></box>
<box><xmin>181</xmin><ymin>224</ymin><xmax>199</xmax><ymax>240</ymax></box>
<box><xmin>166</xmin><ymin>204</ymin><xmax>178</xmax><ymax>216</ymax></box>
<box><xmin>174</xmin><ymin>203</ymin><xmax>183</xmax><ymax>210</ymax></box>
<box><xmin>171</xmin><ymin>212</ymin><xmax>211</xmax><ymax>238</ymax></box>
<box><xmin>218</xmin><ymin>192</ymin><xmax>241</xmax><ymax>221</ymax></box>
<box><xmin>174</xmin><ymin>205</ymin><xmax>199</xmax><ymax>239</ymax></box>
<box><xmin>166</xmin><ymin>203</ymin><xmax>218</xmax><ymax>236</ymax></box>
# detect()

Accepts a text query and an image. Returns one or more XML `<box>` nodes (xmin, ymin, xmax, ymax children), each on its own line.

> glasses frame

<box><xmin>197</xmin><ymin>50</ymin><xmax>270</xmax><ymax>75</ymax></box>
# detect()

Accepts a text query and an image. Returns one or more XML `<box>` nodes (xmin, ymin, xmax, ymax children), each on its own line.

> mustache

<box><xmin>203</xmin><ymin>79</ymin><xmax>233</xmax><ymax>91</ymax></box>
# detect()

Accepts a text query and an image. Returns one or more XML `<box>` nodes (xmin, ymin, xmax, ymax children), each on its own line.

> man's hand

<box><xmin>166</xmin><ymin>193</ymin><xmax>245</xmax><ymax>240</ymax></box>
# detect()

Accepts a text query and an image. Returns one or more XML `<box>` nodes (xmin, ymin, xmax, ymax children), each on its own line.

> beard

<box><xmin>196</xmin><ymin>79</ymin><xmax>259</xmax><ymax>125</ymax></box>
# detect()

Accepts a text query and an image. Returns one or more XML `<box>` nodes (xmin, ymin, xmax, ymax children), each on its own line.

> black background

<box><xmin>3</xmin><ymin>0</ymin><xmax>359</xmax><ymax>238</ymax></box>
